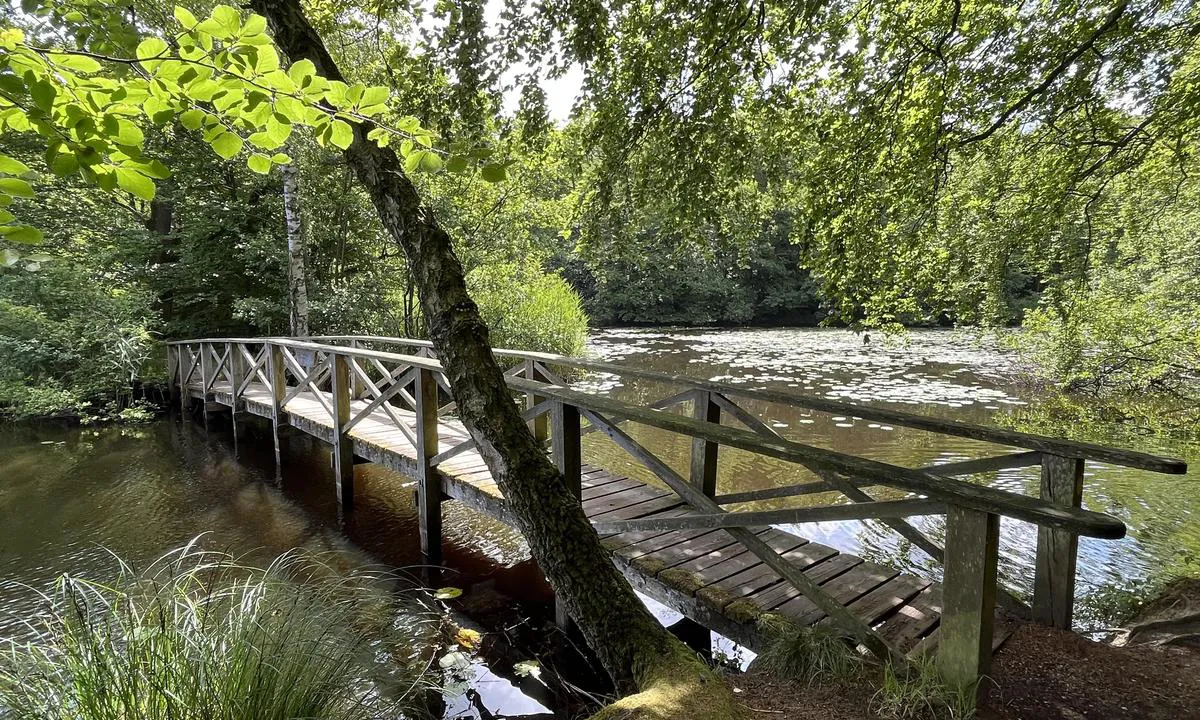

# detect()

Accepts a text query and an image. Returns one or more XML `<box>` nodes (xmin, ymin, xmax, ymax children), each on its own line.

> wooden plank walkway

<box><xmin>189</xmin><ymin>379</ymin><xmax>952</xmax><ymax>654</ymax></box>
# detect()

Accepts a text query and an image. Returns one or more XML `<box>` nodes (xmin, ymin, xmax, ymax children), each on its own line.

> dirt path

<box><xmin>726</xmin><ymin>623</ymin><xmax>1200</xmax><ymax>720</ymax></box>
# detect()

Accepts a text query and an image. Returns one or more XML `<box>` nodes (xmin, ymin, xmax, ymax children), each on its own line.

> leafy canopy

<box><xmin>0</xmin><ymin>2</ymin><xmax>509</xmax><ymax>246</ymax></box>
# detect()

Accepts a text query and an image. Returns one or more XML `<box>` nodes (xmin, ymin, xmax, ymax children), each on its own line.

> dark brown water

<box><xmin>582</xmin><ymin>328</ymin><xmax>1200</xmax><ymax>615</ymax></box>
<box><xmin>0</xmin><ymin>328</ymin><xmax>1196</xmax><ymax>716</ymax></box>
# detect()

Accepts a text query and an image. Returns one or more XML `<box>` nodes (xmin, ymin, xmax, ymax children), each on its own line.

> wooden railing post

<box><xmin>415</xmin><ymin>368</ymin><xmax>442</xmax><ymax>565</ymax></box>
<box><xmin>526</xmin><ymin>359</ymin><xmax>548</xmax><ymax>446</ymax></box>
<box><xmin>551</xmin><ymin>399</ymin><xmax>582</xmax><ymax>628</ymax></box>
<box><xmin>269</xmin><ymin>342</ymin><xmax>287</xmax><ymax>467</ymax></box>
<box><xmin>331</xmin><ymin>352</ymin><xmax>355</xmax><ymax>512</ymax></box>
<box><xmin>938</xmin><ymin>506</ymin><xmax>1000</xmax><ymax>695</ymax></box>
<box><xmin>1033</xmin><ymin>454</ymin><xmax>1086</xmax><ymax>629</ymax></box>
<box><xmin>348</xmin><ymin>339</ymin><xmax>361</xmax><ymax>399</ymax></box>
<box><xmin>690</xmin><ymin>389</ymin><xmax>720</xmax><ymax>497</ymax></box>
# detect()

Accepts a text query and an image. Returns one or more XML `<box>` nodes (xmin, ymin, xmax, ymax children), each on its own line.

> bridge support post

<box><xmin>179</xmin><ymin>344</ymin><xmax>193</xmax><ymax>415</ymax></box>
<box><xmin>525</xmin><ymin>359</ymin><xmax>548</xmax><ymax>446</ymax></box>
<box><xmin>690</xmin><ymin>390</ymin><xmax>720</xmax><ymax>497</ymax></box>
<box><xmin>938</xmin><ymin>507</ymin><xmax>999</xmax><ymax>695</ymax></box>
<box><xmin>415</xmin><ymin>368</ymin><xmax>442</xmax><ymax>565</ymax></box>
<box><xmin>199</xmin><ymin>342</ymin><xmax>211</xmax><ymax>430</ymax></box>
<box><xmin>166</xmin><ymin>344</ymin><xmax>178</xmax><ymax>407</ymax></box>
<box><xmin>1033</xmin><ymin>454</ymin><xmax>1085</xmax><ymax>629</ymax></box>
<box><xmin>228</xmin><ymin>342</ymin><xmax>247</xmax><ymax>441</ymax></box>
<box><xmin>331</xmin><ymin>353</ymin><xmax>355</xmax><ymax>513</ymax></box>
<box><xmin>269</xmin><ymin>343</ymin><xmax>288</xmax><ymax>467</ymax></box>
<box><xmin>551</xmin><ymin>400</ymin><xmax>582</xmax><ymax>629</ymax></box>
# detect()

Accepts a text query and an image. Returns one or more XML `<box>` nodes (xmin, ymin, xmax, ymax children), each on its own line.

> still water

<box><xmin>0</xmin><ymin>328</ymin><xmax>1196</xmax><ymax>715</ymax></box>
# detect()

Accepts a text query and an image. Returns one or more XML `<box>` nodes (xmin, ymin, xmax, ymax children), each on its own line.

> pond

<box><xmin>0</xmin><ymin>328</ymin><xmax>1195</xmax><ymax>717</ymax></box>
<box><xmin>582</xmin><ymin>327</ymin><xmax>1200</xmax><ymax>618</ymax></box>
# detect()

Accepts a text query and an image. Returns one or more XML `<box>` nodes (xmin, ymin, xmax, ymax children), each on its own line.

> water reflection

<box><xmin>582</xmin><ymin>327</ymin><xmax>1200</xmax><ymax>611</ymax></box>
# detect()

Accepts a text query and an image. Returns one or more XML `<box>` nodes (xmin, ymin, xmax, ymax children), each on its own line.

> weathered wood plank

<box><xmin>776</xmin><ymin>561</ymin><xmax>899</xmax><ymax>625</ymax></box>
<box><xmin>838</xmin><ymin>574</ymin><xmax>932</xmax><ymax>627</ymax></box>
<box><xmin>747</xmin><ymin>554</ymin><xmax>861</xmax><ymax>614</ymax></box>
<box><xmin>877</xmin><ymin>585</ymin><xmax>943</xmax><ymax>653</ymax></box>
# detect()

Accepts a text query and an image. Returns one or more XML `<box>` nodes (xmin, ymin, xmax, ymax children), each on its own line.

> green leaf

<box><xmin>211</xmin><ymin>5</ymin><xmax>242</xmax><ymax>36</ymax></box>
<box><xmin>174</xmin><ymin>6</ymin><xmax>199</xmax><ymax>28</ymax></box>
<box><xmin>179</xmin><ymin>109</ymin><xmax>205</xmax><ymax>130</ymax></box>
<box><xmin>0</xmin><ymin>225</ymin><xmax>43</xmax><ymax>244</ymax></box>
<box><xmin>329</xmin><ymin>120</ymin><xmax>353</xmax><ymax>150</ymax></box>
<box><xmin>30</xmin><ymin>80</ymin><xmax>55</xmax><ymax>112</ymax></box>
<box><xmin>434</xmin><ymin>587</ymin><xmax>463</xmax><ymax>600</ymax></box>
<box><xmin>270</xmin><ymin>152</ymin><xmax>291</xmax><ymax>164</ymax></box>
<box><xmin>126</xmin><ymin>159</ymin><xmax>170</xmax><ymax>179</ymax></box>
<box><xmin>115</xmin><ymin>167</ymin><xmax>155</xmax><ymax>200</ymax></box>
<box><xmin>241</xmin><ymin>14</ymin><xmax>267</xmax><ymax>37</ymax></box>
<box><xmin>287</xmin><ymin>59</ymin><xmax>316</xmax><ymax>87</ymax></box>
<box><xmin>0</xmin><ymin>178</ymin><xmax>35</xmax><ymax>198</ymax></box>
<box><xmin>49</xmin><ymin>152</ymin><xmax>79</xmax><ymax>176</ymax></box>
<box><xmin>445</xmin><ymin>155</ymin><xmax>469</xmax><ymax>173</ymax></box>
<box><xmin>56</xmin><ymin>55</ymin><xmax>102</xmax><ymax>73</ymax></box>
<box><xmin>210</xmin><ymin>132</ymin><xmax>243</xmax><ymax>159</ymax></box>
<box><xmin>480</xmin><ymin>163</ymin><xmax>507</xmax><ymax>183</ymax></box>
<box><xmin>247</xmin><ymin>153</ymin><xmax>271</xmax><ymax>174</ymax></box>
<box><xmin>0</xmin><ymin>210</ymin><xmax>11</xmax><ymax>223</ymax></box>
<box><xmin>136</xmin><ymin>37</ymin><xmax>168</xmax><ymax>60</ymax></box>
<box><xmin>0</xmin><ymin>155</ymin><xmax>30</xmax><ymax>175</ymax></box>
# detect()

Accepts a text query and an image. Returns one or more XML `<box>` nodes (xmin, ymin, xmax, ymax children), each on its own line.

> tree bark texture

<box><xmin>250</xmin><ymin>0</ymin><xmax>685</xmax><ymax>692</ymax></box>
<box><xmin>280</xmin><ymin>154</ymin><xmax>310</xmax><ymax>337</ymax></box>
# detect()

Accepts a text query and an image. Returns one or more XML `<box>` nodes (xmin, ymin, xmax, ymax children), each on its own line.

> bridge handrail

<box><xmin>277</xmin><ymin>334</ymin><xmax>1186</xmax><ymax>475</ymax></box>
<box><xmin>168</xmin><ymin>336</ymin><xmax>1128</xmax><ymax>538</ymax></box>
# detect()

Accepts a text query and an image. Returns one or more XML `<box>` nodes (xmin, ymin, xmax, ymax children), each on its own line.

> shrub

<box><xmin>466</xmin><ymin>262</ymin><xmax>589</xmax><ymax>356</ymax></box>
<box><xmin>0</xmin><ymin>542</ymin><xmax>436</xmax><ymax>720</ymax></box>
<box><xmin>0</xmin><ymin>263</ymin><xmax>158</xmax><ymax>421</ymax></box>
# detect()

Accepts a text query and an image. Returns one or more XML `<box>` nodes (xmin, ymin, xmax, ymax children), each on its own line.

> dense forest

<box><xmin>0</xmin><ymin>0</ymin><xmax>1197</xmax><ymax>430</ymax></box>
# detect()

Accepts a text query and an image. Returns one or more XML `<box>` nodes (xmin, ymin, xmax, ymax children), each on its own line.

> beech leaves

<box><xmin>0</xmin><ymin>4</ymin><xmax>507</xmax><ymax>243</ymax></box>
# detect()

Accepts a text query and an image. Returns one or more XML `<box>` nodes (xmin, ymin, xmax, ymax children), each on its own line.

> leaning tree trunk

<box><xmin>250</xmin><ymin>2</ymin><xmax>732</xmax><ymax>708</ymax></box>
<box><xmin>280</xmin><ymin>153</ymin><xmax>310</xmax><ymax>337</ymax></box>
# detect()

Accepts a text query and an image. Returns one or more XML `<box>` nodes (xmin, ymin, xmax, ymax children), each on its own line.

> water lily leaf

<box><xmin>434</xmin><ymin>587</ymin><xmax>462</xmax><ymax>600</ymax></box>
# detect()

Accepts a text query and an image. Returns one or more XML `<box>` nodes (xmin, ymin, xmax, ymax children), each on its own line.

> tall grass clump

<box><xmin>752</xmin><ymin>616</ymin><xmax>862</xmax><ymax>685</ymax></box>
<box><xmin>0</xmin><ymin>541</ymin><xmax>437</xmax><ymax>720</ymax></box>
<box><xmin>870</xmin><ymin>657</ymin><xmax>978</xmax><ymax>720</ymax></box>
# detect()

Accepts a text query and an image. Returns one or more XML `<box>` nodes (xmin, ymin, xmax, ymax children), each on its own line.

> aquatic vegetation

<box><xmin>0</xmin><ymin>541</ymin><xmax>438</xmax><ymax>720</ymax></box>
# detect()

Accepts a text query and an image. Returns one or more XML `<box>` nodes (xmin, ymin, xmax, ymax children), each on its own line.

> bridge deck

<box><xmin>190</xmin><ymin>379</ymin><xmax>952</xmax><ymax>653</ymax></box>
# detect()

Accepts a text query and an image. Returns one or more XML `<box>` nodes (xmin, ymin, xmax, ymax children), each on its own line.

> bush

<box><xmin>466</xmin><ymin>262</ymin><xmax>589</xmax><ymax>356</ymax></box>
<box><xmin>0</xmin><ymin>263</ymin><xmax>158</xmax><ymax>421</ymax></box>
<box><xmin>0</xmin><ymin>542</ymin><xmax>436</xmax><ymax>720</ymax></box>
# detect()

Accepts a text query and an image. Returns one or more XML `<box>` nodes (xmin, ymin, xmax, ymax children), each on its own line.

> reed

<box><xmin>0</xmin><ymin>540</ymin><xmax>437</xmax><ymax>720</ymax></box>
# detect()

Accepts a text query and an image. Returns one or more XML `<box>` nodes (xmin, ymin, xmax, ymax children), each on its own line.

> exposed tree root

<box><xmin>588</xmin><ymin>644</ymin><xmax>743</xmax><ymax>720</ymax></box>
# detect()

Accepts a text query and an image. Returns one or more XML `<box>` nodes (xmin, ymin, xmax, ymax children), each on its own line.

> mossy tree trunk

<box><xmin>250</xmin><ymin>1</ymin><xmax>726</xmax><ymax>701</ymax></box>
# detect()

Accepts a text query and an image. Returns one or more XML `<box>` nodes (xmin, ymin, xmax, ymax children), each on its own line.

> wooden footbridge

<box><xmin>167</xmin><ymin>335</ymin><xmax>1186</xmax><ymax>690</ymax></box>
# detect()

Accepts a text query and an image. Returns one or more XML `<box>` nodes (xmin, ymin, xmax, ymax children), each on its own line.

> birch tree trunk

<box><xmin>250</xmin><ymin>4</ymin><xmax>734</xmax><ymax>712</ymax></box>
<box><xmin>280</xmin><ymin>153</ymin><xmax>310</xmax><ymax>337</ymax></box>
